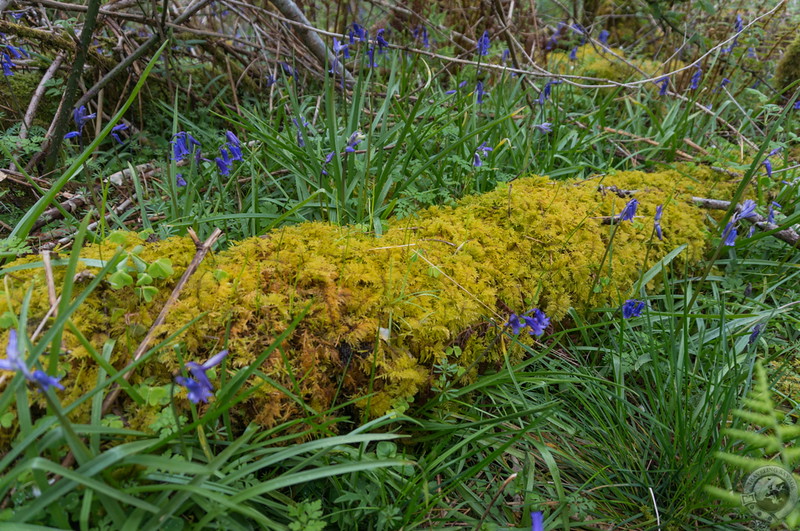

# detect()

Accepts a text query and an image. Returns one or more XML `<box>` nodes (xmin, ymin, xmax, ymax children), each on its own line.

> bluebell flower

<box><xmin>689</xmin><ymin>66</ymin><xmax>702</xmax><ymax>90</ymax></box>
<box><xmin>350</xmin><ymin>23</ymin><xmax>367</xmax><ymax>44</ymax></box>
<box><xmin>737</xmin><ymin>199</ymin><xmax>757</xmax><ymax>220</ymax></box>
<box><xmin>473</xmin><ymin>141</ymin><xmax>492</xmax><ymax>167</ymax></box>
<box><xmin>619</xmin><ymin>198</ymin><xmax>638</xmax><ymax>221</ymax></box>
<box><xmin>735</xmin><ymin>14</ymin><xmax>743</xmax><ymax>33</ymax></box>
<box><xmin>534</xmin><ymin>122</ymin><xmax>552</xmax><ymax>133</ymax></box>
<box><xmin>747</xmin><ymin>47</ymin><xmax>757</xmax><ymax>59</ymax></box>
<box><xmin>176</xmin><ymin>174</ymin><xmax>187</xmax><ymax>187</ymax></box>
<box><xmin>501</xmin><ymin>49</ymin><xmax>510</xmax><ymax>64</ymax></box>
<box><xmin>63</xmin><ymin>130</ymin><xmax>81</xmax><ymax>140</ymax></box>
<box><xmin>477</xmin><ymin>30</ymin><xmax>491</xmax><ymax>56</ymax></box>
<box><xmin>176</xmin><ymin>349</ymin><xmax>229</xmax><ymax>404</ymax></box>
<box><xmin>228</xmin><ymin>142</ymin><xmax>243</xmax><ymax>161</ymax></box>
<box><xmin>413</xmin><ymin>26</ymin><xmax>430</xmax><ymax>48</ymax></box>
<box><xmin>333</xmin><ymin>38</ymin><xmax>350</xmax><ymax>59</ymax></box>
<box><xmin>281</xmin><ymin>61</ymin><xmax>297</xmax><ymax>81</ymax></box>
<box><xmin>321</xmin><ymin>151</ymin><xmax>335</xmax><ymax>175</ymax></box>
<box><xmin>748</xmin><ymin>324</ymin><xmax>762</xmax><ymax>345</ymax></box>
<box><xmin>171</xmin><ymin>131</ymin><xmax>201</xmax><ymax>162</ymax></box>
<box><xmin>748</xmin><ymin>225</ymin><xmax>756</xmax><ymax>238</ymax></box>
<box><xmin>10</xmin><ymin>11</ymin><xmax>26</xmax><ymax>20</ymax></box>
<box><xmin>598</xmin><ymin>30</ymin><xmax>610</xmax><ymax>45</ymax></box>
<box><xmin>569</xmin><ymin>46</ymin><xmax>578</xmax><ymax>60</ymax></box>
<box><xmin>531</xmin><ymin>511</ymin><xmax>544</xmax><ymax>531</ymax></box>
<box><xmin>345</xmin><ymin>131</ymin><xmax>364</xmax><ymax>153</ymax></box>
<box><xmin>522</xmin><ymin>309</ymin><xmax>550</xmax><ymax>336</ymax></box>
<box><xmin>265</xmin><ymin>74</ymin><xmax>277</xmax><ymax>87</ymax></box>
<box><xmin>111</xmin><ymin>123</ymin><xmax>128</xmax><ymax>144</ymax></box>
<box><xmin>1</xmin><ymin>329</ymin><xmax>64</xmax><ymax>392</ymax></box>
<box><xmin>367</xmin><ymin>47</ymin><xmax>378</xmax><ymax>67</ymax></box>
<box><xmin>292</xmin><ymin>118</ymin><xmax>306</xmax><ymax>147</ymax></box>
<box><xmin>720</xmin><ymin>78</ymin><xmax>731</xmax><ymax>88</ymax></box>
<box><xmin>476</xmin><ymin>81</ymin><xmax>486</xmax><ymax>104</ymax></box>
<box><xmin>658</xmin><ymin>77</ymin><xmax>668</xmax><ymax>96</ymax></box>
<box><xmin>376</xmin><ymin>29</ymin><xmax>389</xmax><ymax>54</ymax></box>
<box><xmin>723</xmin><ymin>222</ymin><xmax>738</xmax><ymax>246</ymax></box>
<box><xmin>226</xmin><ymin>130</ymin><xmax>240</xmax><ymax>147</ymax></box>
<box><xmin>6</xmin><ymin>44</ymin><xmax>28</xmax><ymax>59</ymax></box>
<box><xmin>767</xmin><ymin>202</ymin><xmax>780</xmax><ymax>224</ymax></box>
<box><xmin>506</xmin><ymin>313</ymin><xmax>525</xmax><ymax>334</ymax></box>
<box><xmin>215</xmin><ymin>146</ymin><xmax>232</xmax><ymax>176</ymax></box>
<box><xmin>1</xmin><ymin>53</ymin><xmax>13</xmax><ymax>76</ymax></box>
<box><xmin>445</xmin><ymin>80</ymin><xmax>467</xmax><ymax>95</ymax></box>
<box><xmin>537</xmin><ymin>79</ymin><xmax>561</xmax><ymax>105</ymax></box>
<box><xmin>654</xmin><ymin>204</ymin><xmax>663</xmax><ymax>240</ymax></box>
<box><xmin>622</xmin><ymin>299</ymin><xmax>645</xmax><ymax>319</ymax></box>
<box><xmin>763</xmin><ymin>159</ymin><xmax>772</xmax><ymax>179</ymax></box>
<box><xmin>73</xmin><ymin>105</ymin><xmax>96</xmax><ymax>129</ymax></box>
<box><xmin>794</xmin><ymin>101</ymin><xmax>800</xmax><ymax>110</ymax></box>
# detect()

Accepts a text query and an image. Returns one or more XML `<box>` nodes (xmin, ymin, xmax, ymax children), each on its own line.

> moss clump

<box><xmin>548</xmin><ymin>46</ymin><xmax>675</xmax><ymax>86</ymax></box>
<box><xmin>0</xmin><ymin>166</ymin><xmax>740</xmax><ymax>446</ymax></box>
<box><xmin>775</xmin><ymin>30</ymin><xmax>800</xmax><ymax>96</ymax></box>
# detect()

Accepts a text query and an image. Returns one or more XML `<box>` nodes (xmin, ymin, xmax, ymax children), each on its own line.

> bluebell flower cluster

<box><xmin>0</xmin><ymin>330</ymin><xmax>64</xmax><ymax>392</ymax></box>
<box><xmin>111</xmin><ymin>123</ymin><xmax>128</xmax><ymax>144</ymax></box>
<box><xmin>476</xmin><ymin>81</ymin><xmax>486</xmax><ymax>104</ymax></box>
<box><xmin>473</xmin><ymin>141</ymin><xmax>492</xmax><ymax>167</ymax></box>
<box><xmin>545</xmin><ymin>22</ymin><xmax>566</xmax><ymax>50</ymax></box>
<box><xmin>413</xmin><ymin>26</ymin><xmax>430</xmax><ymax>48</ymax></box>
<box><xmin>598</xmin><ymin>29</ymin><xmax>610</xmax><ymax>45</ymax></box>
<box><xmin>215</xmin><ymin>130</ymin><xmax>242</xmax><ymax>176</ymax></box>
<box><xmin>506</xmin><ymin>309</ymin><xmax>550</xmax><ymax>336</ymax></box>
<box><xmin>171</xmin><ymin>131</ymin><xmax>201</xmax><ymax>162</ymax></box>
<box><xmin>64</xmin><ymin>105</ymin><xmax>97</xmax><ymax>140</ymax></box>
<box><xmin>175</xmin><ymin>349</ymin><xmax>229</xmax><ymax>404</ymax></box>
<box><xmin>723</xmin><ymin>15</ymin><xmax>744</xmax><ymax>53</ymax></box>
<box><xmin>533</xmin><ymin>122</ymin><xmax>552</xmax><ymax>133</ymax></box>
<box><xmin>2</xmin><ymin>42</ymin><xmax>29</xmax><ymax>76</ymax></box>
<box><xmin>445</xmin><ymin>80</ymin><xmax>468</xmax><ymax>95</ymax></box>
<box><xmin>657</xmin><ymin>76</ymin><xmax>669</xmax><ymax>96</ymax></box>
<box><xmin>349</xmin><ymin>23</ymin><xmax>368</xmax><ymax>44</ymax></box>
<box><xmin>689</xmin><ymin>66</ymin><xmax>702</xmax><ymax>90</ymax></box>
<box><xmin>376</xmin><ymin>29</ymin><xmax>389</xmax><ymax>54</ymax></box>
<box><xmin>330</xmin><ymin>38</ymin><xmax>349</xmax><ymax>73</ymax></box>
<box><xmin>477</xmin><ymin>31</ymin><xmax>491</xmax><ymax>56</ymax></box>
<box><xmin>722</xmin><ymin>199</ymin><xmax>758</xmax><ymax>246</ymax></box>
<box><xmin>622</xmin><ymin>299</ymin><xmax>645</xmax><ymax>319</ymax></box>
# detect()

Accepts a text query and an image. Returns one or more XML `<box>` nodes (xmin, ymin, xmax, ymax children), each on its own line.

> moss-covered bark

<box><xmin>0</xmin><ymin>165</ymin><xmax>739</xmax><ymax>445</ymax></box>
<box><xmin>775</xmin><ymin>30</ymin><xmax>800</xmax><ymax>96</ymax></box>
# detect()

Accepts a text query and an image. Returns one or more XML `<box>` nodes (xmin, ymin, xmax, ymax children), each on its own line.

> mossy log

<box><xmin>775</xmin><ymin>30</ymin><xmax>800</xmax><ymax>96</ymax></box>
<box><xmin>0</xmin><ymin>166</ymin><xmax>738</xmax><ymax>443</ymax></box>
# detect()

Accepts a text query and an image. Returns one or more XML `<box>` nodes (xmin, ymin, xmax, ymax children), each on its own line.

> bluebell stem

<box><xmin>569</xmin><ymin>47</ymin><xmax>578</xmax><ymax>60</ymax></box>
<box><xmin>654</xmin><ymin>204</ymin><xmax>663</xmax><ymax>240</ymax></box>
<box><xmin>689</xmin><ymin>66</ymin><xmax>702</xmax><ymax>90</ymax></box>
<box><xmin>619</xmin><ymin>198</ymin><xmax>638</xmax><ymax>221</ymax></box>
<box><xmin>111</xmin><ymin>123</ymin><xmax>128</xmax><ymax>144</ymax></box>
<box><xmin>598</xmin><ymin>30</ymin><xmax>609</xmax><ymax>45</ymax></box>
<box><xmin>533</xmin><ymin>122</ymin><xmax>552</xmax><ymax>133</ymax></box>
<box><xmin>748</xmin><ymin>324</ymin><xmax>762</xmax><ymax>345</ymax></box>
<box><xmin>376</xmin><ymin>29</ymin><xmax>389</xmax><ymax>54</ymax></box>
<box><xmin>767</xmin><ymin>202</ymin><xmax>780</xmax><ymax>224</ymax></box>
<box><xmin>531</xmin><ymin>511</ymin><xmax>544</xmax><ymax>531</ymax></box>
<box><xmin>621</xmin><ymin>299</ymin><xmax>645</xmax><ymax>319</ymax></box>
<box><xmin>477</xmin><ymin>30</ymin><xmax>491</xmax><ymax>56</ymax></box>
<box><xmin>0</xmin><ymin>329</ymin><xmax>64</xmax><ymax>392</ymax></box>
<box><xmin>658</xmin><ymin>77</ymin><xmax>668</xmax><ymax>95</ymax></box>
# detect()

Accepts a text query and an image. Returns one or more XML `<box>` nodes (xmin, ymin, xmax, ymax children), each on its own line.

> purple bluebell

<box><xmin>569</xmin><ymin>46</ymin><xmax>578</xmax><ymax>60</ymax></box>
<box><xmin>534</xmin><ymin>122</ymin><xmax>552</xmax><ymax>133</ymax></box>
<box><xmin>506</xmin><ymin>313</ymin><xmax>525</xmax><ymax>334</ymax></box>
<box><xmin>111</xmin><ymin>123</ymin><xmax>128</xmax><ymax>144</ymax></box>
<box><xmin>73</xmin><ymin>106</ymin><xmax>96</xmax><ymax>129</ymax></box>
<box><xmin>476</xmin><ymin>81</ymin><xmax>486</xmax><ymax>104</ymax></box>
<box><xmin>658</xmin><ymin>77</ymin><xmax>668</xmax><ymax>96</ymax></box>
<box><xmin>531</xmin><ymin>511</ymin><xmax>544</xmax><ymax>531</ymax></box>
<box><xmin>215</xmin><ymin>146</ymin><xmax>232</xmax><ymax>176</ymax></box>
<box><xmin>767</xmin><ymin>202</ymin><xmax>780</xmax><ymax>224</ymax></box>
<box><xmin>622</xmin><ymin>299</ymin><xmax>645</xmax><ymax>319</ymax></box>
<box><xmin>477</xmin><ymin>30</ymin><xmax>491</xmax><ymax>56</ymax></box>
<box><xmin>292</xmin><ymin>118</ymin><xmax>306</xmax><ymax>147</ymax></box>
<box><xmin>723</xmin><ymin>222</ymin><xmax>738</xmax><ymax>246</ymax></box>
<box><xmin>1</xmin><ymin>329</ymin><xmax>64</xmax><ymax>392</ymax></box>
<box><xmin>176</xmin><ymin>349</ymin><xmax>229</xmax><ymax>404</ymax></box>
<box><xmin>794</xmin><ymin>101</ymin><xmax>800</xmax><ymax>110</ymax></box>
<box><xmin>522</xmin><ymin>309</ymin><xmax>550</xmax><ymax>336</ymax></box>
<box><xmin>735</xmin><ymin>14</ymin><xmax>743</xmax><ymax>33</ymax></box>
<box><xmin>1</xmin><ymin>53</ymin><xmax>13</xmax><ymax>76</ymax></box>
<box><xmin>720</xmin><ymin>78</ymin><xmax>731</xmax><ymax>88</ymax></box>
<box><xmin>737</xmin><ymin>199</ymin><xmax>757</xmax><ymax>220</ymax></box>
<box><xmin>598</xmin><ymin>30</ymin><xmax>609</xmax><ymax>45</ymax></box>
<box><xmin>350</xmin><ymin>23</ymin><xmax>367</xmax><ymax>44</ymax></box>
<box><xmin>63</xmin><ymin>131</ymin><xmax>81</xmax><ymax>140</ymax></box>
<box><xmin>748</xmin><ymin>324</ymin><xmax>762</xmax><ymax>345</ymax></box>
<box><xmin>6</xmin><ymin>45</ymin><xmax>28</xmax><ymax>59</ymax></box>
<box><xmin>689</xmin><ymin>66</ymin><xmax>702</xmax><ymax>90</ymax></box>
<box><xmin>747</xmin><ymin>47</ymin><xmax>757</xmax><ymax>59</ymax></box>
<box><xmin>345</xmin><ymin>131</ymin><xmax>364</xmax><ymax>153</ymax></box>
<box><xmin>537</xmin><ymin>79</ymin><xmax>561</xmax><ymax>105</ymax></box>
<box><xmin>376</xmin><ymin>29</ymin><xmax>389</xmax><ymax>54</ymax></box>
<box><xmin>501</xmin><ymin>49</ymin><xmax>510</xmax><ymax>64</ymax></box>
<box><xmin>280</xmin><ymin>62</ymin><xmax>297</xmax><ymax>81</ymax></box>
<box><xmin>265</xmin><ymin>74</ymin><xmax>276</xmax><ymax>87</ymax></box>
<box><xmin>176</xmin><ymin>174</ymin><xmax>187</xmax><ymax>187</ymax></box>
<box><xmin>225</xmin><ymin>130</ymin><xmax>240</xmax><ymax>147</ymax></box>
<box><xmin>171</xmin><ymin>131</ymin><xmax>201</xmax><ymax>162</ymax></box>
<box><xmin>321</xmin><ymin>151</ymin><xmax>335</xmax><ymax>175</ymax></box>
<box><xmin>619</xmin><ymin>198</ymin><xmax>638</xmax><ymax>221</ymax></box>
<box><xmin>367</xmin><ymin>46</ymin><xmax>379</xmax><ymax>67</ymax></box>
<box><xmin>762</xmin><ymin>159</ymin><xmax>772</xmax><ymax>179</ymax></box>
<box><xmin>748</xmin><ymin>225</ymin><xmax>756</xmax><ymax>238</ymax></box>
<box><xmin>654</xmin><ymin>204</ymin><xmax>663</xmax><ymax>240</ymax></box>
<box><xmin>413</xmin><ymin>26</ymin><xmax>430</xmax><ymax>48</ymax></box>
<box><xmin>473</xmin><ymin>141</ymin><xmax>492</xmax><ymax>168</ymax></box>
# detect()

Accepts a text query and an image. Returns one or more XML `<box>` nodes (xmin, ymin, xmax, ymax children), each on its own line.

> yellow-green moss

<box><xmin>549</xmin><ymin>46</ymin><xmax>679</xmax><ymax>87</ymax></box>
<box><xmin>0</xmin><ymin>166</ymin><xmax>741</xmax><ymax>446</ymax></box>
<box><xmin>775</xmin><ymin>30</ymin><xmax>800</xmax><ymax>96</ymax></box>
